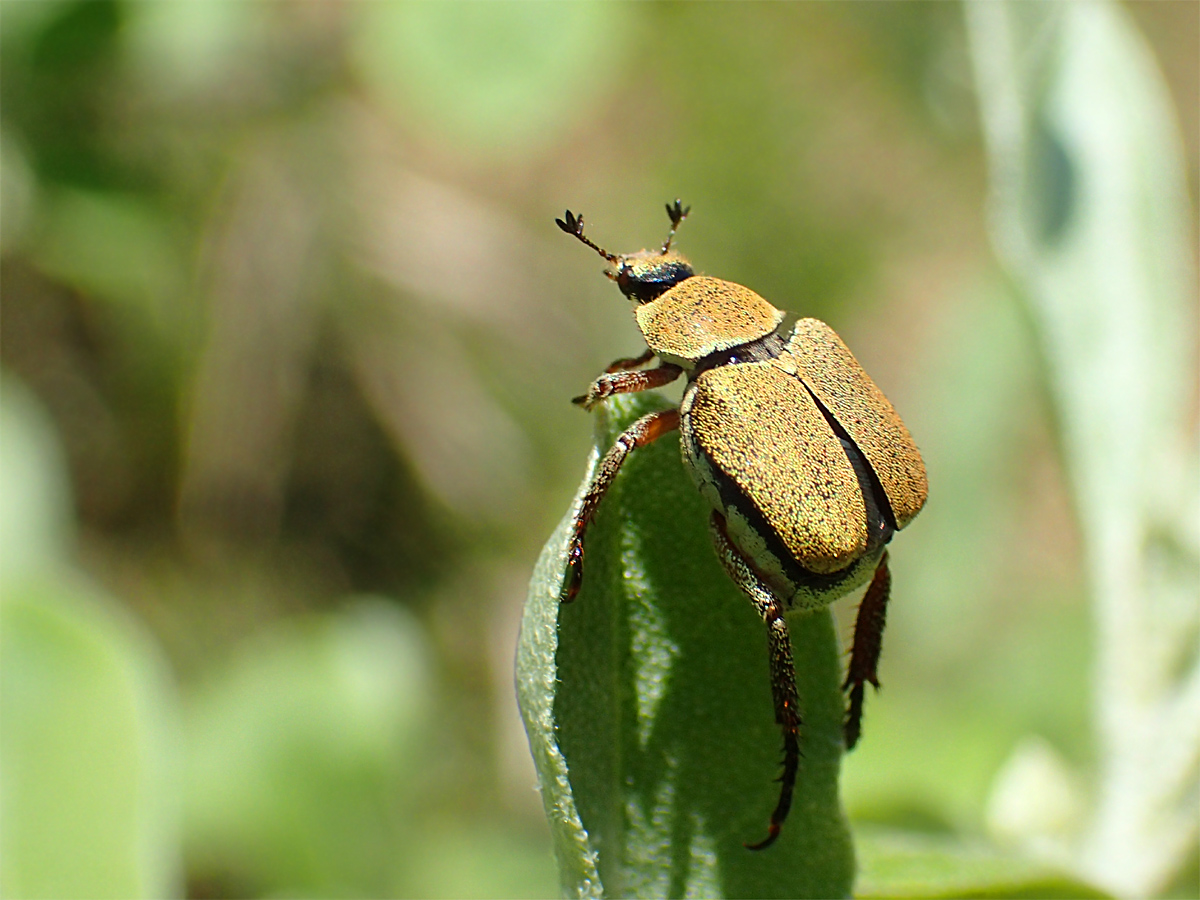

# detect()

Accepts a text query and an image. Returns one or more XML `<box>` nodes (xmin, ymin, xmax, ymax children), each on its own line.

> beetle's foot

<box><xmin>744</xmin><ymin>728</ymin><xmax>800</xmax><ymax>851</ymax></box>
<box><xmin>560</xmin><ymin>543</ymin><xmax>584</xmax><ymax>602</ymax></box>
<box><xmin>571</xmin><ymin>391</ymin><xmax>603</xmax><ymax>410</ymax></box>
<box><xmin>573</xmin><ymin>377</ymin><xmax>614</xmax><ymax>410</ymax></box>
<box><xmin>744</xmin><ymin>824</ymin><xmax>780</xmax><ymax>851</ymax></box>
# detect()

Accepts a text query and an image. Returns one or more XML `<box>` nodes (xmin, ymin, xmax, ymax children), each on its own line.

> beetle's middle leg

<box><xmin>709</xmin><ymin>511</ymin><xmax>800</xmax><ymax>852</ymax></box>
<box><xmin>602</xmin><ymin>347</ymin><xmax>656</xmax><ymax>373</ymax></box>
<box><xmin>560</xmin><ymin>408</ymin><xmax>681</xmax><ymax>602</ymax></box>
<box><xmin>843</xmin><ymin>551</ymin><xmax>891</xmax><ymax>751</ymax></box>
<box><xmin>573</xmin><ymin>362</ymin><xmax>682</xmax><ymax>410</ymax></box>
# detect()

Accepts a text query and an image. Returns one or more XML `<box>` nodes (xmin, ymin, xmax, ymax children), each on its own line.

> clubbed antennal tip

<box><xmin>556</xmin><ymin>209</ymin><xmax>618</xmax><ymax>263</ymax></box>
<box><xmin>661</xmin><ymin>199</ymin><xmax>691</xmax><ymax>254</ymax></box>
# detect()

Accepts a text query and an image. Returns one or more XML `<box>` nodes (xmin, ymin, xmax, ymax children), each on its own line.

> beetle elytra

<box><xmin>556</xmin><ymin>201</ymin><xmax>927</xmax><ymax>850</ymax></box>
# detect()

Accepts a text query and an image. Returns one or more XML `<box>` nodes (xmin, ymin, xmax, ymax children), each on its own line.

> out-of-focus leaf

<box><xmin>0</xmin><ymin>578</ymin><xmax>181</xmax><ymax>900</ymax></box>
<box><xmin>968</xmin><ymin>1</ymin><xmax>1200</xmax><ymax>895</ymax></box>
<box><xmin>33</xmin><ymin>188</ymin><xmax>185</xmax><ymax>336</ymax></box>
<box><xmin>182</xmin><ymin>599</ymin><xmax>433</xmax><ymax>897</ymax></box>
<box><xmin>0</xmin><ymin>375</ymin><xmax>71</xmax><ymax>583</ymax></box>
<box><xmin>0</xmin><ymin>379</ymin><xmax>180</xmax><ymax>900</ymax></box>
<box><xmin>405</xmin><ymin>824</ymin><xmax>559</xmax><ymax>900</ymax></box>
<box><xmin>0</xmin><ymin>1</ymin><xmax>69</xmax><ymax>46</ymax></box>
<box><xmin>0</xmin><ymin>129</ymin><xmax>36</xmax><ymax>252</ymax></box>
<box><xmin>854</xmin><ymin>828</ymin><xmax>1110</xmax><ymax>899</ymax></box>
<box><xmin>517</xmin><ymin>392</ymin><xmax>853</xmax><ymax>899</ymax></box>
<box><xmin>351</xmin><ymin>2</ymin><xmax>633</xmax><ymax>159</ymax></box>
<box><xmin>124</xmin><ymin>1</ymin><xmax>262</xmax><ymax>97</ymax></box>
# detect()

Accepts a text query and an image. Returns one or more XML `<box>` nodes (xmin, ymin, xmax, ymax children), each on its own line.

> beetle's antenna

<box><xmin>660</xmin><ymin>199</ymin><xmax>691</xmax><ymax>254</ymax></box>
<box><xmin>556</xmin><ymin>210</ymin><xmax>619</xmax><ymax>264</ymax></box>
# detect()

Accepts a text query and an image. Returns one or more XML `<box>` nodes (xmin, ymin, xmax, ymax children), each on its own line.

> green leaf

<box><xmin>34</xmin><ymin>188</ymin><xmax>185</xmax><ymax>333</ymax></box>
<box><xmin>0</xmin><ymin>375</ymin><xmax>72</xmax><ymax>584</ymax></box>
<box><xmin>854</xmin><ymin>828</ymin><xmax>1110</xmax><ymax>899</ymax></box>
<box><xmin>517</xmin><ymin>392</ymin><xmax>854</xmax><ymax>899</ymax></box>
<box><xmin>183</xmin><ymin>600</ymin><xmax>434</xmax><ymax>897</ymax></box>
<box><xmin>0</xmin><ymin>576</ymin><xmax>181</xmax><ymax>900</ymax></box>
<box><xmin>351</xmin><ymin>2</ymin><xmax>634</xmax><ymax>159</ymax></box>
<box><xmin>0</xmin><ymin>378</ymin><xmax>180</xmax><ymax>900</ymax></box>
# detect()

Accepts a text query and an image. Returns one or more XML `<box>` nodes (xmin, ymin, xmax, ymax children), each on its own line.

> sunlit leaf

<box><xmin>0</xmin><ymin>380</ymin><xmax>179</xmax><ymax>900</ymax></box>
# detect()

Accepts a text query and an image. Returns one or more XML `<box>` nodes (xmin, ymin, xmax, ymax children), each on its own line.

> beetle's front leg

<box><xmin>843</xmin><ymin>551</ymin><xmax>890</xmax><ymax>750</ymax></box>
<box><xmin>572</xmin><ymin>362</ymin><xmax>682</xmax><ymax>410</ymax></box>
<box><xmin>709</xmin><ymin>512</ymin><xmax>800</xmax><ymax>852</ymax></box>
<box><xmin>560</xmin><ymin>408</ymin><xmax>681</xmax><ymax>602</ymax></box>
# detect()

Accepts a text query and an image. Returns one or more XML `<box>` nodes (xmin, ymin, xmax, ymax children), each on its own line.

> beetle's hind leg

<box><xmin>843</xmin><ymin>551</ymin><xmax>891</xmax><ymax>751</ymax></box>
<box><xmin>560</xmin><ymin>408</ymin><xmax>681</xmax><ymax>602</ymax></box>
<box><xmin>709</xmin><ymin>512</ymin><xmax>800</xmax><ymax>851</ymax></box>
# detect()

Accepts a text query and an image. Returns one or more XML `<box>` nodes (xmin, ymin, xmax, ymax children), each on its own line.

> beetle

<box><xmin>555</xmin><ymin>201</ymin><xmax>928</xmax><ymax>850</ymax></box>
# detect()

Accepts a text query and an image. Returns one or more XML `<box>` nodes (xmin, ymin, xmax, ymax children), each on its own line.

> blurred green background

<box><xmin>1</xmin><ymin>2</ymin><xmax>1196</xmax><ymax>898</ymax></box>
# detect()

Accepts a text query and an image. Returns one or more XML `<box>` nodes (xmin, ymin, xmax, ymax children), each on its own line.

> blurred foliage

<box><xmin>854</xmin><ymin>828</ymin><xmax>1109</xmax><ymax>899</ymax></box>
<box><xmin>0</xmin><ymin>1</ymin><xmax>1195</xmax><ymax>898</ymax></box>
<box><xmin>0</xmin><ymin>378</ymin><xmax>180</xmax><ymax>899</ymax></box>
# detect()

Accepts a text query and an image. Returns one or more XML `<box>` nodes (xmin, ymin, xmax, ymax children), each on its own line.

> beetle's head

<box><xmin>606</xmin><ymin>249</ymin><xmax>694</xmax><ymax>303</ymax></box>
<box><xmin>556</xmin><ymin>200</ymin><xmax>695</xmax><ymax>303</ymax></box>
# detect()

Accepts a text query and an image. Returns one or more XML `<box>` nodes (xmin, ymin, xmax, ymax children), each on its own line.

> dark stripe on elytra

<box><xmin>800</xmin><ymin>384</ymin><xmax>898</xmax><ymax>552</ymax></box>
<box><xmin>690</xmin><ymin>330</ymin><xmax>895</xmax><ymax>556</ymax></box>
<box><xmin>691</xmin><ymin>332</ymin><xmax>788</xmax><ymax>376</ymax></box>
<box><xmin>682</xmin><ymin>408</ymin><xmax>880</xmax><ymax>601</ymax></box>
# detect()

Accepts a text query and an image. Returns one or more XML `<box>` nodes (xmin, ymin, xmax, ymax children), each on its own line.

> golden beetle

<box><xmin>556</xmin><ymin>201</ymin><xmax>928</xmax><ymax>850</ymax></box>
